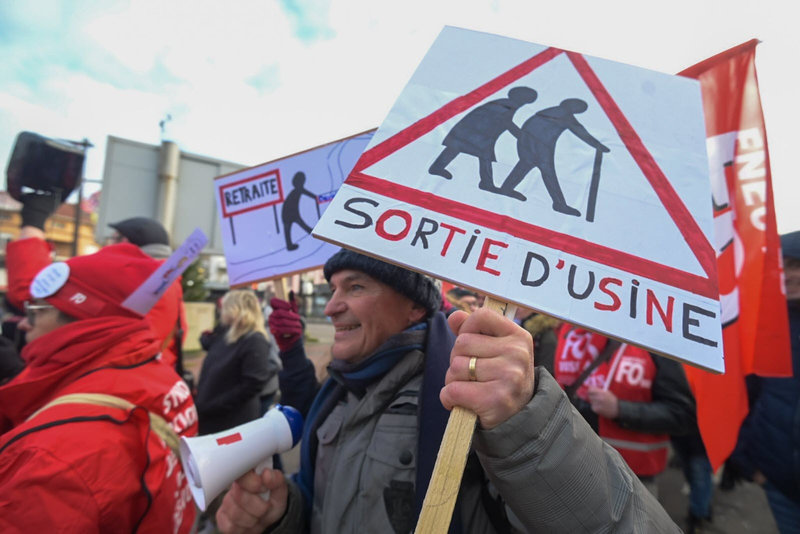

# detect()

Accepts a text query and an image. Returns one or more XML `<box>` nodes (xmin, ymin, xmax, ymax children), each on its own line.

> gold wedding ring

<box><xmin>468</xmin><ymin>356</ymin><xmax>478</xmax><ymax>382</ymax></box>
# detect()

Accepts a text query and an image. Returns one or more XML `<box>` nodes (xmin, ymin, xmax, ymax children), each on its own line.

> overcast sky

<box><xmin>1</xmin><ymin>0</ymin><xmax>797</xmax><ymax>231</ymax></box>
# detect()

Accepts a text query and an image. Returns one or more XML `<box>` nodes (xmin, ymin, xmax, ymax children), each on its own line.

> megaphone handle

<box><xmin>255</xmin><ymin>456</ymin><xmax>273</xmax><ymax>501</ymax></box>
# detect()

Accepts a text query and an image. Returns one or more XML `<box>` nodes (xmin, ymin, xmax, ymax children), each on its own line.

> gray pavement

<box><xmin>658</xmin><ymin>463</ymin><xmax>778</xmax><ymax>533</ymax></box>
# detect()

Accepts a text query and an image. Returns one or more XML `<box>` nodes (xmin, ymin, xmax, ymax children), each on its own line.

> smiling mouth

<box><xmin>335</xmin><ymin>325</ymin><xmax>360</xmax><ymax>332</ymax></box>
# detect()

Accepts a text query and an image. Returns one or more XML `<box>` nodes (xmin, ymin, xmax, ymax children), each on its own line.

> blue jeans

<box><xmin>682</xmin><ymin>453</ymin><xmax>713</xmax><ymax>518</ymax></box>
<box><xmin>764</xmin><ymin>482</ymin><xmax>800</xmax><ymax>534</ymax></box>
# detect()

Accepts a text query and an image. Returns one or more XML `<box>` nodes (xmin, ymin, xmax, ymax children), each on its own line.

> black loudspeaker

<box><xmin>5</xmin><ymin>131</ymin><xmax>85</xmax><ymax>201</ymax></box>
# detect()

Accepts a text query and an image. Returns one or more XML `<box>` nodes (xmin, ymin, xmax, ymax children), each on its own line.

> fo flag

<box><xmin>679</xmin><ymin>40</ymin><xmax>792</xmax><ymax>469</ymax></box>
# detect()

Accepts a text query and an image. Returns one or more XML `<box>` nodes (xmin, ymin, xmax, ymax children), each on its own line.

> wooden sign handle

<box><xmin>273</xmin><ymin>277</ymin><xmax>290</xmax><ymax>301</ymax></box>
<box><xmin>414</xmin><ymin>296</ymin><xmax>515</xmax><ymax>534</ymax></box>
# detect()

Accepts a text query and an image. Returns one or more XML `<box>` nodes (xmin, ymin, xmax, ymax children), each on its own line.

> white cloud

<box><xmin>1</xmin><ymin>0</ymin><xmax>799</xmax><ymax>232</ymax></box>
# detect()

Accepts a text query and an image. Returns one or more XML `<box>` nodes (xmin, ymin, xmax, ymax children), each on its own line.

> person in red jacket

<box><xmin>0</xmin><ymin>242</ymin><xmax>198</xmax><ymax>532</ymax></box>
<box><xmin>5</xmin><ymin>193</ymin><xmax>186</xmax><ymax>369</ymax></box>
<box><xmin>553</xmin><ymin>323</ymin><xmax>695</xmax><ymax>497</ymax></box>
<box><xmin>107</xmin><ymin>216</ymin><xmax>187</xmax><ymax>369</ymax></box>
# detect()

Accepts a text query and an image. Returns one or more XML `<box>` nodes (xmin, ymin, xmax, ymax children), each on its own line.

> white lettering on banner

<box><xmin>708</xmin><ymin>127</ymin><xmax>768</xmax><ymax>327</ymax></box>
<box><xmin>584</xmin><ymin>374</ymin><xmax>606</xmax><ymax>390</ymax></box>
<box><xmin>741</xmin><ymin>181</ymin><xmax>765</xmax><ymax>207</ymax></box>
<box><xmin>557</xmin><ymin>360</ymin><xmax>582</xmax><ymax>373</ymax></box>
<box><xmin>737</xmin><ymin>128</ymin><xmax>765</xmax><ymax>160</ymax></box>
<box><xmin>172</xmin><ymin>478</ymin><xmax>192</xmax><ymax>534</ymax></box>
<box><xmin>561</xmin><ymin>329</ymin><xmax>599</xmax><ymax>360</ymax></box>
<box><xmin>734</xmin><ymin>127</ymin><xmax>767</xmax><ymax>231</ymax></box>
<box><xmin>163</xmin><ymin>380</ymin><xmax>192</xmax><ymax>413</ymax></box>
<box><xmin>165</xmin><ymin>450</ymin><xmax>178</xmax><ymax>478</ymax></box>
<box><xmin>615</xmin><ymin>358</ymin><xmax>646</xmax><ymax>387</ymax></box>
<box><xmin>170</xmin><ymin>405</ymin><xmax>198</xmax><ymax>434</ymax></box>
<box><xmin>736</xmin><ymin>151</ymin><xmax>766</xmax><ymax>180</ymax></box>
<box><xmin>708</xmin><ymin>131</ymin><xmax>743</xmax><ymax>326</ymax></box>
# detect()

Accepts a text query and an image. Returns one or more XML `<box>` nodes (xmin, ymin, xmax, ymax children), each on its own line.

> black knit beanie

<box><xmin>323</xmin><ymin>249</ymin><xmax>441</xmax><ymax>317</ymax></box>
<box><xmin>447</xmin><ymin>287</ymin><xmax>478</xmax><ymax>299</ymax></box>
<box><xmin>109</xmin><ymin>217</ymin><xmax>170</xmax><ymax>247</ymax></box>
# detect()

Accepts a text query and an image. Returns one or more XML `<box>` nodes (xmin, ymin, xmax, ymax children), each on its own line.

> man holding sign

<box><xmin>216</xmin><ymin>250</ymin><xmax>677</xmax><ymax>533</ymax></box>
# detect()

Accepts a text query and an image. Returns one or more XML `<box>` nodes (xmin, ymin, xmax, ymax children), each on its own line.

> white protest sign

<box><xmin>121</xmin><ymin>228</ymin><xmax>208</xmax><ymax>315</ymax></box>
<box><xmin>215</xmin><ymin>130</ymin><xmax>374</xmax><ymax>286</ymax></box>
<box><xmin>314</xmin><ymin>27</ymin><xmax>723</xmax><ymax>372</ymax></box>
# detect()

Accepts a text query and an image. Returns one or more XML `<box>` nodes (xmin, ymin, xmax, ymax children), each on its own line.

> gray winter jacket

<box><xmin>271</xmin><ymin>349</ymin><xmax>679</xmax><ymax>533</ymax></box>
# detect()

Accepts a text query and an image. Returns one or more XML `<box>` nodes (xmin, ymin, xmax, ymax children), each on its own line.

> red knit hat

<box><xmin>29</xmin><ymin>243</ymin><xmax>160</xmax><ymax>320</ymax></box>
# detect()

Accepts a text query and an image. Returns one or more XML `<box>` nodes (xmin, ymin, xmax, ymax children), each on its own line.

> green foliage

<box><xmin>182</xmin><ymin>259</ymin><xmax>209</xmax><ymax>302</ymax></box>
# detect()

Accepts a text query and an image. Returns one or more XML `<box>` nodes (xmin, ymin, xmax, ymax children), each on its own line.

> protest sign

<box><xmin>121</xmin><ymin>228</ymin><xmax>208</xmax><ymax>315</ymax></box>
<box><xmin>214</xmin><ymin>130</ymin><xmax>374</xmax><ymax>286</ymax></box>
<box><xmin>313</xmin><ymin>26</ymin><xmax>722</xmax><ymax>373</ymax></box>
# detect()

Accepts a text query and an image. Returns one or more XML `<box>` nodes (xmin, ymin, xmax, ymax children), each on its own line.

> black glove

<box><xmin>719</xmin><ymin>458</ymin><xmax>748</xmax><ymax>491</ymax></box>
<box><xmin>20</xmin><ymin>192</ymin><xmax>60</xmax><ymax>230</ymax></box>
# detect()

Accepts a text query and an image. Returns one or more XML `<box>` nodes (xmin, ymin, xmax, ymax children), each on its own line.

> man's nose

<box><xmin>324</xmin><ymin>292</ymin><xmax>345</xmax><ymax>317</ymax></box>
<box><xmin>18</xmin><ymin>317</ymin><xmax>31</xmax><ymax>332</ymax></box>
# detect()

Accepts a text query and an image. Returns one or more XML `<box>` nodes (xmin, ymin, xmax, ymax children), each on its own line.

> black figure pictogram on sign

<box><xmin>428</xmin><ymin>86</ymin><xmax>538</xmax><ymax>193</ymax></box>
<box><xmin>497</xmin><ymin>98</ymin><xmax>609</xmax><ymax>217</ymax></box>
<box><xmin>281</xmin><ymin>171</ymin><xmax>320</xmax><ymax>251</ymax></box>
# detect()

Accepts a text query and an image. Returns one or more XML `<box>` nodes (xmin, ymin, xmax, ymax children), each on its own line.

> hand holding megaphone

<box><xmin>179</xmin><ymin>404</ymin><xmax>303</xmax><ymax>511</ymax></box>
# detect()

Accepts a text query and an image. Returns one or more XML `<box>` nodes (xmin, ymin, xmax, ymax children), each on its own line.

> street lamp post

<box><xmin>70</xmin><ymin>138</ymin><xmax>93</xmax><ymax>257</ymax></box>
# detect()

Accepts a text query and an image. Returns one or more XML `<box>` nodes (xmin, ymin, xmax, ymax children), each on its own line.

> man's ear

<box><xmin>409</xmin><ymin>304</ymin><xmax>427</xmax><ymax>324</ymax></box>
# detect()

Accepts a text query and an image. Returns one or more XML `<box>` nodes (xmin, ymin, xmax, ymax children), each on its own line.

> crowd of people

<box><xmin>0</xmin><ymin>189</ymin><xmax>797</xmax><ymax>534</ymax></box>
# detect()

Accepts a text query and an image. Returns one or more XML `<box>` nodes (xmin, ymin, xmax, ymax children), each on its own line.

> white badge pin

<box><xmin>30</xmin><ymin>262</ymin><xmax>70</xmax><ymax>299</ymax></box>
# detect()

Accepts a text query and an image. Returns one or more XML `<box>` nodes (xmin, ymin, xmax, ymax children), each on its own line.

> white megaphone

<box><xmin>179</xmin><ymin>404</ymin><xmax>303</xmax><ymax>511</ymax></box>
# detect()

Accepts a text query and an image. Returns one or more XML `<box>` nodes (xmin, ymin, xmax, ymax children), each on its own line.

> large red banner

<box><xmin>679</xmin><ymin>40</ymin><xmax>792</xmax><ymax>469</ymax></box>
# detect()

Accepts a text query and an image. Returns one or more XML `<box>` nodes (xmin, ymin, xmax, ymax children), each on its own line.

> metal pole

<box><xmin>71</xmin><ymin>138</ymin><xmax>93</xmax><ymax>257</ymax></box>
<box><xmin>71</xmin><ymin>182</ymin><xmax>83</xmax><ymax>257</ymax></box>
<box><xmin>158</xmin><ymin>141</ymin><xmax>180</xmax><ymax>239</ymax></box>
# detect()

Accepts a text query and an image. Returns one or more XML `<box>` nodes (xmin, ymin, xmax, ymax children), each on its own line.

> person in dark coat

<box><xmin>195</xmin><ymin>289</ymin><xmax>280</xmax><ymax>435</ymax></box>
<box><xmin>268</xmin><ymin>296</ymin><xmax>318</xmax><ymax>418</ymax></box>
<box><xmin>671</xmin><ymin>422</ymin><xmax>713</xmax><ymax>533</ymax></box>
<box><xmin>515</xmin><ymin>308</ymin><xmax>561</xmax><ymax>375</ymax></box>
<box><xmin>428</xmin><ymin>86</ymin><xmax>537</xmax><ymax>192</ymax></box>
<box><xmin>553</xmin><ymin>325</ymin><xmax>696</xmax><ymax>498</ymax></box>
<box><xmin>728</xmin><ymin>230</ymin><xmax>800</xmax><ymax>532</ymax></box>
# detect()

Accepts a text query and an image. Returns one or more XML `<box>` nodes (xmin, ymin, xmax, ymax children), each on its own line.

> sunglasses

<box><xmin>23</xmin><ymin>301</ymin><xmax>55</xmax><ymax>327</ymax></box>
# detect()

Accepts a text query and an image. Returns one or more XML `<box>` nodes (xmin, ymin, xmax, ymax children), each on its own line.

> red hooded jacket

<box><xmin>6</xmin><ymin>237</ymin><xmax>186</xmax><ymax>368</ymax></box>
<box><xmin>0</xmin><ymin>316</ymin><xmax>198</xmax><ymax>533</ymax></box>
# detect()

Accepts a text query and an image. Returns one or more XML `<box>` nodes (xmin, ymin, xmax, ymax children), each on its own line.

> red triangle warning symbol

<box><xmin>345</xmin><ymin>47</ymin><xmax>719</xmax><ymax>299</ymax></box>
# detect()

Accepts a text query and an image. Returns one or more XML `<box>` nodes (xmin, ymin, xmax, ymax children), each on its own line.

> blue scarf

<box><xmin>291</xmin><ymin>312</ymin><xmax>461</xmax><ymax>533</ymax></box>
<box><xmin>293</xmin><ymin>323</ymin><xmax>426</xmax><ymax>518</ymax></box>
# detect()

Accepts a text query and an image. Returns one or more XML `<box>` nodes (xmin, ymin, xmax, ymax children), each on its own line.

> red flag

<box><xmin>679</xmin><ymin>40</ymin><xmax>792</xmax><ymax>469</ymax></box>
